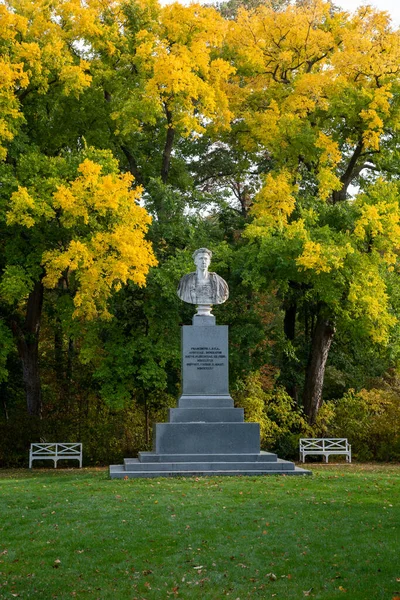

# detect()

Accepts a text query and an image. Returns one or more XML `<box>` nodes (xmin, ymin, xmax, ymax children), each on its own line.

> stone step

<box><xmin>121</xmin><ymin>458</ymin><xmax>296</xmax><ymax>472</ymax></box>
<box><xmin>109</xmin><ymin>464</ymin><xmax>311</xmax><ymax>478</ymax></box>
<box><xmin>168</xmin><ymin>407</ymin><xmax>244</xmax><ymax>422</ymax></box>
<box><xmin>137</xmin><ymin>451</ymin><xmax>278</xmax><ymax>463</ymax></box>
<box><xmin>178</xmin><ymin>395</ymin><xmax>234</xmax><ymax>408</ymax></box>
<box><xmin>153</xmin><ymin>422</ymin><xmax>260</xmax><ymax>454</ymax></box>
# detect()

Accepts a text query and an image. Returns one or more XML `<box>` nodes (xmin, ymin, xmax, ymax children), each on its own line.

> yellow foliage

<box><xmin>228</xmin><ymin>0</ymin><xmax>400</xmax><ymax>206</ymax></box>
<box><xmin>127</xmin><ymin>2</ymin><xmax>235</xmax><ymax>135</ymax></box>
<box><xmin>249</xmin><ymin>171</ymin><xmax>297</xmax><ymax>230</ymax></box>
<box><xmin>38</xmin><ymin>159</ymin><xmax>157</xmax><ymax>320</ymax></box>
<box><xmin>296</xmin><ymin>239</ymin><xmax>354</xmax><ymax>274</ymax></box>
<box><xmin>315</xmin><ymin>133</ymin><xmax>341</xmax><ymax>167</ymax></box>
<box><xmin>59</xmin><ymin>61</ymin><xmax>92</xmax><ymax>96</ymax></box>
<box><xmin>230</xmin><ymin>0</ymin><xmax>336</xmax><ymax>77</ymax></box>
<box><xmin>317</xmin><ymin>167</ymin><xmax>342</xmax><ymax>201</ymax></box>
<box><xmin>0</xmin><ymin>0</ymin><xmax>99</xmax><ymax>158</ymax></box>
<box><xmin>354</xmin><ymin>182</ymin><xmax>400</xmax><ymax>264</ymax></box>
<box><xmin>348</xmin><ymin>266</ymin><xmax>396</xmax><ymax>343</ymax></box>
<box><xmin>0</xmin><ymin>55</ymin><xmax>28</xmax><ymax>156</ymax></box>
<box><xmin>284</xmin><ymin>219</ymin><xmax>308</xmax><ymax>241</ymax></box>
<box><xmin>6</xmin><ymin>187</ymin><xmax>36</xmax><ymax>228</ymax></box>
<box><xmin>296</xmin><ymin>240</ymin><xmax>330</xmax><ymax>273</ymax></box>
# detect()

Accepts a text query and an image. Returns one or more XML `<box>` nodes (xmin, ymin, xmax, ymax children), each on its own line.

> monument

<box><xmin>110</xmin><ymin>249</ymin><xmax>310</xmax><ymax>477</ymax></box>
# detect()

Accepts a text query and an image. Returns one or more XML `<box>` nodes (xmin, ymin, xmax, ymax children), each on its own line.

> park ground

<box><xmin>0</xmin><ymin>463</ymin><xmax>399</xmax><ymax>600</ymax></box>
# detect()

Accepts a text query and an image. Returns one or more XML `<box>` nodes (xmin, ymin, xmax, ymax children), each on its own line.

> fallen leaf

<box><xmin>267</xmin><ymin>573</ymin><xmax>277</xmax><ymax>581</ymax></box>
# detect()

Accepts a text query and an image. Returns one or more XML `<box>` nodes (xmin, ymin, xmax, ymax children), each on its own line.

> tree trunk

<box><xmin>11</xmin><ymin>281</ymin><xmax>44</xmax><ymax>417</ymax></box>
<box><xmin>144</xmin><ymin>397</ymin><xmax>150</xmax><ymax>445</ymax></box>
<box><xmin>161</xmin><ymin>105</ymin><xmax>175</xmax><ymax>184</ymax></box>
<box><xmin>302</xmin><ymin>314</ymin><xmax>335</xmax><ymax>424</ymax></box>
<box><xmin>283</xmin><ymin>301</ymin><xmax>298</xmax><ymax>402</ymax></box>
<box><xmin>331</xmin><ymin>139</ymin><xmax>363</xmax><ymax>204</ymax></box>
<box><xmin>120</xmin><ymin>144</ymin><xmax>143</xmax><ymax>185</ymax></box>
<box><xmin>54</xmin><ymin>320</ymin><xmax>63</xmax><ymax>383</ymax></box>
<box><xmin>284</xmin><ymin>302</ymin><xmax>296</xmax><ymax>340</ymax></box>
<box><xmin>66</xmin><ymin>338</ymin><xmax>74</xmax><ymax>383</ymax></box>
<box><xmin>1</xmin><ymin>383</ymin><xmax>8</xmax><ymax>420</ymax></box>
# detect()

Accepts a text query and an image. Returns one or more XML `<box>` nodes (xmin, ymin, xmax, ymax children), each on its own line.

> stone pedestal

<box><xmin>110</xmin><ymin>317</ymin><xmax>310</xmax><ymax>478</ymax></box>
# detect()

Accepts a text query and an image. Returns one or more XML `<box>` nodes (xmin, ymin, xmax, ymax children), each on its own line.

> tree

<box><xmin>3</xmin><ymin>0</ymin><xmax>400</xmax><ymax>452</ymax></box>
<box><xmin>1</xmin><ymin>148</ymin><xmax>156</xmax><ymax>416</ymax></box>
<box><xmin>226</xmin><ymin>0</ymin><xmax>400</xmax><ymax>421</ymax></box>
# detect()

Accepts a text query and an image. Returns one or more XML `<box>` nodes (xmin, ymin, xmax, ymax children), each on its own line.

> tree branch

<box><xmin>331</xmin><ymin>140</ymin><xmax>364</xmax><ymax>203</ymax></box>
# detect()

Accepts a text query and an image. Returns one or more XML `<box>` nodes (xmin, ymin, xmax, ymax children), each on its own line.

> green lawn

<box><xmin>0</xmin><ymin>464</ymin><xmax>399</xmax><ymax>599</ymax></box>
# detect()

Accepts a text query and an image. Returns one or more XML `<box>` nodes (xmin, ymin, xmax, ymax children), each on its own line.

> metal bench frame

<box><xmin>299</xmin><ymin>438</ymin><xmax>351</xmax><ymax>463</ymax></box>
<box><xmin>29</xmin><ymin>443</ymin><xmax>82</xmax><ymax>468</ymax></box>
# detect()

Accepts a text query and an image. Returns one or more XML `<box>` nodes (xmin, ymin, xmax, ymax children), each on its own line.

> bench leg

<box><xmin>325</xmin><ymin>455</ymin><xmax>329</xmax><ymax>463</ymax></box>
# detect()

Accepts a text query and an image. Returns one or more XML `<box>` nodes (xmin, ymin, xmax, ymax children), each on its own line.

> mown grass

<box><xmin>0</xmin><ymin>464</ymin><xmax>399</xmax><ymax>599</ymax></box>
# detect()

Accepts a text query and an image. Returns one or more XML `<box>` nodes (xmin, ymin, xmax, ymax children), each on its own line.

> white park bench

<box><xmin>299</xmin><ymin>438</ymin><xmax>351</xmax><ymax>463</ymax></box>
<box><xmin>29</xmin><ymin>443</ymin><xmax>83</xmax><ymax>469</ymax></box>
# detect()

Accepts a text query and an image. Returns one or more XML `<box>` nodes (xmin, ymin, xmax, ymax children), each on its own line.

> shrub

<box><xmin>326</xmin><ymin>388</ymin><xmax>400</xmax><ymax>461</ymax></box>
<box><xmin>234</xmin><ymin>371</ymin><xmax>309</xmax><ymax>458</ymax></box>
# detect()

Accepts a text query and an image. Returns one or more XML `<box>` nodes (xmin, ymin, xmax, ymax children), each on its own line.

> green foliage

<box><xmin>233</xmin><ymin>371</ymin><xmax>309</xmax><ymax>457</ymax></box>
<box><xmin>2</xmin><ymin>0</ymin><xmax>400</xmax><ymax>461</ymax></box>
<box><xmin>324</xmin><ymin>387</ymin><xmax>400</xmax><ymax>461</ymax></box>
<box><xmin>0</xmin><ymin>265</ymin><xmax>35</xmax><ymax>304</ymax></box>
<box><xmin>0</xmin><ymin>389</ymin><xmax>175</xmax><ymax>468</ymax></box>
<box><xmin>0</xmin><ymin>321</ymin><xmax>13</xmax><ymax>383</ymax></box>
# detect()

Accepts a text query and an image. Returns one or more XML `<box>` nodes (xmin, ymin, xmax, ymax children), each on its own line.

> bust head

<box><xmin>193</xmin><ymin>248</ymin><xmax>212</xmax><ymax>271</ymax></box>
<box><xmin>177</xmin><ymin>247</ymin><xmax>229</xmax><ymax>308</ymax></box>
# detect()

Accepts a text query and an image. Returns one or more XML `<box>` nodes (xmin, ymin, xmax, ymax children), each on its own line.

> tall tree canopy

<box><xmin>1</xmin><ymin>0</ymin><xmax>400</xmax><ymax>448</ymax></box>
<box><xmin>225</xmin><ymin>0</ymin><xmax>400</xmax><ymax>421</ymax></box>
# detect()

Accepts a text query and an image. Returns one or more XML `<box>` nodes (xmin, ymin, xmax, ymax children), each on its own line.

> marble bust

<box><xmin>177</xmin><ymin>248</ymin><xmax>229</xmax><ymax>307</ymax></box>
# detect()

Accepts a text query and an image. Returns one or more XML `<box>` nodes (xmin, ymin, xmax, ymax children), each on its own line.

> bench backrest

<box><xmin>30</xmin><ymin>443</ymin><xmax>82</xmax><ymax>456</ymax></box>
<box><xmin>300</xmin><ymin>438</ymin><xmax>349</xmax><ymax>450</ymax></box>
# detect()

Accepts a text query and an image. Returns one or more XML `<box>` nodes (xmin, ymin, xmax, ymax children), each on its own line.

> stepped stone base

<box><xmin>109</xmin><ymin>322</ymin><xmax>311</xmax><ymax>478</ymax></box>
<box><xmin>110</xmin><ymin>450</ymin><xmax>310</xmax><ymax>478</ymax></box>
<box><xmin>109</xmin><ymin>397</ymin><xmax>310</xmax><ymax>478</ymax></box>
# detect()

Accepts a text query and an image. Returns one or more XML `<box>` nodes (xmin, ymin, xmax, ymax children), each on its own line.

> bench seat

<box><xmin>29</xmin><ymin>443</ymin><xmax>82</xmax><ymax>468</ymax></box>
<box><xmin>299</xmin><ymin>438</ymin><xmax>351</xmax><ymax>463</ymax></box>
